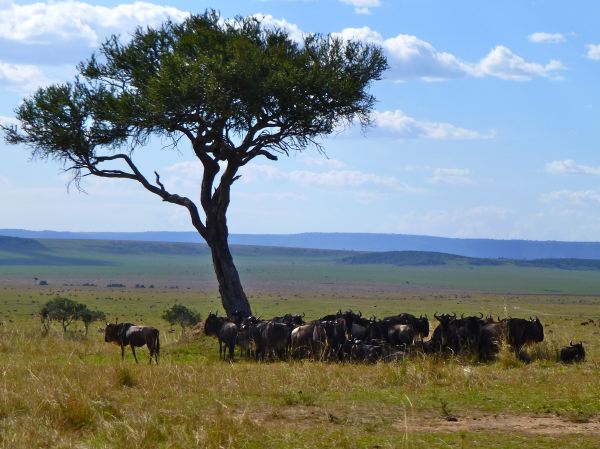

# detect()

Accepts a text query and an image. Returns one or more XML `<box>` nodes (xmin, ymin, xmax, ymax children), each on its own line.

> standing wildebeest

<box><xmin>323</xmin><ymin>318</ymin><xmax>349</xmax><ymax>361</ymax></box>
<box><xmin>204</xmin><ymin>313</ymin><xmax>238</xmax><ymax>361</ymax></box>
<box><xmin>559</xmin><ymin>341</ymin><xmax>585</xmax><ymax>363</ymax></box>
<box><xmin>243</xmin><ymin>318</ymin><xmax>290</xmax><ymax>361</ymax></box>
<box><xmin>507</xmin><ymin>317</ymin><xmax>544</xmax><ymax>354</ymax></box>
<box><xmin>104</xmin><ymin>322</ymin><xmax>160</xmax><ymax>364</ymax></box>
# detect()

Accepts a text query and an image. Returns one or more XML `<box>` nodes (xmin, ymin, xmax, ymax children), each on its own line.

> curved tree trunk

<box><xmin>208</xmin><ymin>234</ymin><xmax>251</xmax><ymax>318</ymax></box>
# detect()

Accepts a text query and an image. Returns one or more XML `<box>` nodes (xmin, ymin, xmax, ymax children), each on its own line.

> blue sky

<box><xmin>1</xmin><ymin>0</ymin><xmax>599</xmax><ymax>240</ymax></box>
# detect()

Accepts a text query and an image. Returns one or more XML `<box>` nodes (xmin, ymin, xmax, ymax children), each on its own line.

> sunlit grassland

<box><xmin>1</xmin><ymin>239</ymin><xmax>600</xmax><ymax>447</ymax></box>
<box><xmin>1</xmin><ymin>283</ymin><xmax>600</xmax><ymax>448</ymax></box>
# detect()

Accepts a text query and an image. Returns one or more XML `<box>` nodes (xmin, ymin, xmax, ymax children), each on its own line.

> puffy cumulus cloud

<box><xmin>427</xmin><ymin>168</ymin><xmax>472</xmax><ymax>185</ymax></box>
<box><xmin>252</xmin><ymin>14</ymin><xmax>305</xmax><ymax>44</ymax></box>
<box><xmin>542</xmin><ymin>190</ymin><xmax>600</xmax><ymax>205</ymax></box>
<box><xmin>0</xmin><ymin>1</ymin><xmax>189</xmax><ymax>47</ymax></box>
<box><xmin>528</xmin><ymin>32</ymin><xmax>566</xmax><ymax>44</ymax></box>
<box><xmin>339</xmin><ymin>0</ymin><xmax>381</xmax><ymax>15</ymax></box>
<box><xmin>0</xmin><ymin>60</ymin><xmax>47</xmax><ymax>90</ymax></box>
<box><xmin>372</xmin><ymin>110</ymin><xmax>494</xmax><ymax>140</ymax></box>
<box><xmin>475</xmin><ymin>46</ymin><xmax>565</xmax><ymax>81</ymax></box>
<box><xmin>334</xmin><ymin>27</ymin><xmax>565</xmax><ymax>81</ymax></box>
<box><xmin>544</xmin><ymin>160</ymin><xmax>600</xmax><ymax>175</ymax></box>
<box><xmin>586</xmin><ymin>44</ymin><xmax>600</xmax><ymax>60</ymax></box>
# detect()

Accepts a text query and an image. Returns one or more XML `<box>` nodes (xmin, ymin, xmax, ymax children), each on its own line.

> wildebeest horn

<box><xmin>570</xmin><ymin>340</ymin><xmax>574</xmax><ymax>346</ymax></box>
<box><xmin>302</xmin><ymin>312</ymin><xmax>306</xmax><ymax>317</ymax></box>
<box><xmin>115</xmin><ymin>317</ymin><xmax>118</xmax><ymax>324</ymax></box>
<box><xmin>358</xmin><ymin>311</ymin><xmax>362</xmax><ymax>317</ymax></box>
<box><xmin>451</xmin><ymin>312</ymin><xmax>456</xmax><ymax>318</ymax></box>
<box><xmin>479</xmin><ymin>312</ymin><xmax>483</xmax><ymax>318</ymax></box>
<box><xmin>434</xmin><ymin>312</ymin><xmax>440</xmax><ymax>320</ymax></box>
<box><xmin>461</xmin><ymin>313</ymin><xmax>465</xmax><ymax>319</ymax></box>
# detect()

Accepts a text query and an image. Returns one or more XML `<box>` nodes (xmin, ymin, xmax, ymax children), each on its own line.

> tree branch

<box><xmin>84</xmin><ymin>153</ymin><xmax>207</xmax><ymax>238</ymax></box>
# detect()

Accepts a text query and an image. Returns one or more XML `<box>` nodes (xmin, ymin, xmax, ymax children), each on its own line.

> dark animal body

<box><xmin>204</xmin><ymin>313</ymin><xmax>238</xmax><ymax>361</ymax></box>
<box><xmin>104</xmin><ymin>322</ymin><xmax>160</xmax><ymax>364</ymax></box>
<box><xmin>507</xmin><ymin>317</ymin><xmax>544</xmax><ymax>353</ymax></box>
<box><xmin>559</xmin><ymin>341</ymin><xmax>585</xmax><ymax>363</ymax></box>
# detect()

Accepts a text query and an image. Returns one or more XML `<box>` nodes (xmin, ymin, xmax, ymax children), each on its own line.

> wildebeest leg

<box><xmin>131</xmin><ymin>344</ymin><xmax>139</xmax><ymax>363</ymax></box>
<box><xmin>229</xmin><ymin>340</ymin><xmax>235</xmax><ymax>362</ymax></box>
<box><xmin>120</xmin><ymin>344</ymin><xmax>125</xmax><ymax>360</ymax></box>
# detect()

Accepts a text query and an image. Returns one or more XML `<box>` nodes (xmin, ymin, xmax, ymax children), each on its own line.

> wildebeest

<box><xmin>244</xmin><ymin>318</ymin><xmax>290</xmax><ymax>361</ymax></box>
<box><xmin>204</xmin><ymin>313</ymin><xmax>238</xmax><ymax>361</ymax></box>
<box><xmin>322</xmin><ymin>318</ymin><xmax>349</xmax><ymax>360</ymax></box>
<box><xmin>478</xmin><ymin>320</ymin><xmax>507</xmax><ymax>361</ymax></box>
<box><xmin>507</xmin><ymin>317</ymin><xmax>544</xmax><ymax>353</ymax></box>
<box><xmin>559</xmin><ymin>341</ymin><xmax>585</xmax><ymax>363</ymax></box>
<box><xmin>291</xmin><ymin>320</ymin><xmax>326</xmax><ymax>359</ymax></box>
<box><xmin>383</xmin><ymin>313</ymin><xmax>429</xmax><ymax>340</ymax></box>
<box><xmin>104</xmin><ymin>322</ymin><xmax>160</xmax><ymax>364</ymax></box>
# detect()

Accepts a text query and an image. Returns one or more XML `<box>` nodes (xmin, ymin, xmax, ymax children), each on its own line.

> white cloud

<box><xmin>335</xmin><ymin>27</ymin><xmax>565</xmax><ymax>81</ymax></box>
<box><xmin>339</xmin><ymin>0</ymin><xmax>381</xmax><ymax>15</ymax></box>
<box><xmin>253</xmin><ymin>14</ymin><xmax>305</xmax><ymax>43</ymax></box>
<box><xmin>372</xmin><ymin>110</ymin><xmax>494</xmax><ymax>140</ymax></box>
<box><xmin>544</xmin><ymin>160</ymin><xmax>600</xmax><ymax>175</ymax></box>
<box><xmin>542</xmin><ymin>190</ymin><xmax>600</xmax><ymax>205</ymax></box>
<box><xmin>0</xmin><ymin>1</ymin><xmax>189</xmax><ymax>47</ymax></box>
<box><xmin>586</xmin><ymin>44</ymin><xmax>600</xmax><ymax>60</ymax></box>
<box><xmin>0</xmin><ymin>60</ymin><xmax>47</xmax><ymax>90</ymax></box>
<box><xmin>475</xmin><ymin>46</ymin><xmax>565</xmax><ymax>81</ymax></box>
<box><xmin>528</xmin><ymin>32</ymin><xmax>566</xmax><ymax>44</ymax></box>
<box><xmin>427</xmin><ymin>168</ymin><xmax>472</xmax><ymax>185</ymax></box>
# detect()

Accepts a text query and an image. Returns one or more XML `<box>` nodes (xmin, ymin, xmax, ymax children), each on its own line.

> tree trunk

<box><xmin>207</xmin><ymin>230</ymin><xmax>252</xmax><ymax>318</ymax></box>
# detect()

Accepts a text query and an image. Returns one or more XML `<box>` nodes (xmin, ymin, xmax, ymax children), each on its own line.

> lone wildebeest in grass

<box><xmin>104</xmin><ymin>322</ymin><xmax>160</xmax><ymax>364</ymax></box>
<box><xmin>559</xmin><ymin>341</ymin><xmax>585</xmax><ymax>364</ymax></box>
<box><xmin>507</xmin><ymin>317</ymin><xmax>544</xmax><ymax>354</ymax></box>
<box><xmin>204</xmin><ymin>312</ymin><xmax>238</xmax><ymax>361</ymax></box>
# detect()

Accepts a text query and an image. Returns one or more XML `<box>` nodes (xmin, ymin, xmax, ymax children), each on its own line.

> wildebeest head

<box><xmin>529</xmin><ymin>316</ymin><xmax>544</xmax><ymax>343</ymax></box>
<box><xmin>104</xmin><ymin>322</ymin><xmax>119</xmax><ymax>343</ymax></box>
<box><xmin>204</xmin><ymin>312</ymin><xmax>226</xmax><ymax>337</ymax></box>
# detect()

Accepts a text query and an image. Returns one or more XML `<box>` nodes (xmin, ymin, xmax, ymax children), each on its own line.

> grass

<box><xmin>0</xmin><ymin>291</ymin><xmax>599</xmax><ymax>448</ymax></box>
<box><xmin>0</xmin><ymin>241</ymin><xmax>600</xmax><ymax>447</ymax></box>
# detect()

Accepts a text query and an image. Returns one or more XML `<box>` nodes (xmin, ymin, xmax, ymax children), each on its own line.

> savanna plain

<box><xmin>1</xmin><ymin>239</ymin><xmax>599</xmax><ymax>448</ymax></box>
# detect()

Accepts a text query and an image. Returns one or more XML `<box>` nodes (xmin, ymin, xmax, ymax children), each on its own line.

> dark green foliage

<box><xmin>40</xmin><ymin>296</ymin><xmax>105</xmax><ymax>334</ymax></box>
<box><xmin>79</xmin><ymin>308</ymin><xmax>107</xmax><ymax>335</ymax></box>
<box><xmin>162</xmin><ymin>304</ymin><xmax>201</xmax><ymax>330</ymax></box>
<box><xmin>2</xmin><ymin>10</ymin><xmax>387</xmax><ymax>316</ymax></box>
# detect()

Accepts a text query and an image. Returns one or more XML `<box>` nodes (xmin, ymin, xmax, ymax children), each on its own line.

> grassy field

<box><xmin>1</xmin><ymin>238</ymin><xmax>600</xmax><ymax>447</ymax></box>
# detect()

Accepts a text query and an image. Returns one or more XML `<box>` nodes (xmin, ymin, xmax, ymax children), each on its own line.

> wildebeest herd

<box><xmin>101</xmin><ymin>311</ymin><xmax>586</xmax><ymax>365</ymax></box>
<box><xmin>201</xmin><ymin>310</ymin><xmax>586</xmax><ymax>365</ymax></box>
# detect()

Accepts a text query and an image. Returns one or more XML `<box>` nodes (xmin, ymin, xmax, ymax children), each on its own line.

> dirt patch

<box><xmin>245</xmin><ymin>404</ymin><xmax>600</xmax><ymax>436</ymax></box>
<box><xmin>402</xmin><ymin>413</ymin><xmax>600</xmax><ymax>435</ymax></box>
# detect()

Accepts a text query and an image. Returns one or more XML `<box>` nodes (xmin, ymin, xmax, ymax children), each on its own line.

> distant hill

<box><xmin>0</xmin><ymin>236</ymin><xmax>111</xmax><ymax>266</ymax></box>
<box><xmin>1</xmin><ymin>229</ymin><xmax>600</xmax><ymax>260</ymax></box>
<box><xmin>341</xmin><ymin>251</ymin><xmax>600</xmax><ymax>271</ymax></box>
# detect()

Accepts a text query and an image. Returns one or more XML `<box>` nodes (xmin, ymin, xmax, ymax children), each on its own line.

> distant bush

<box><xmin>40</xmin><ymin>297</ymin><xmax>106</xmax><ymax>335</ymax></box>
<box><xmin>162</xmin><ymin>304</ymin><xmax>201</xmax><ymax>331</ymax></box>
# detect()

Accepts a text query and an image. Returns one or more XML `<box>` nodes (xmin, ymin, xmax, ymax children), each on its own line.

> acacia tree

<box><xmin>3</xmin><ymin>11</ymin><xmax>387</xmax><ymax>317</ymax></box>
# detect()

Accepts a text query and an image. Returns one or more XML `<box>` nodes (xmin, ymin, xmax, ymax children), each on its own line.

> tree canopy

<box><xmin>162</xmin><ymin>304</ymin><xmax>201</xmax><ymax>330</ymax></box>
<box><xmin>3</xmin><ymin>10</ymin><xmax>388</xmax><ymax>316</ymax></box>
